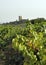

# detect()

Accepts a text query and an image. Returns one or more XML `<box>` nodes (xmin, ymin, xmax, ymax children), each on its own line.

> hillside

<box><xmin>0</xmin><ymin>18</ymin><xmax>46</xmax><ymax>65</ymax></box>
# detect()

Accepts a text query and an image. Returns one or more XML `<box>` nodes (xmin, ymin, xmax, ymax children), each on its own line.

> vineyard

<box><xmin>0</xmin><ymin>18</ymin><xmax>46</xmax><ymax>65</ymax></box>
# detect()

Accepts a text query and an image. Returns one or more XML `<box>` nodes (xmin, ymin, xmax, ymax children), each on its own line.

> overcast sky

<box><xmin>0</xmin><ymin>0</ymin><xmax>46</xmax><ymax>23</ymax></box>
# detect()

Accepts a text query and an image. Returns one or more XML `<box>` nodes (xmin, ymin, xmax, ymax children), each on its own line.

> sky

<box><xmin>0</xmin><ymin>0</ymin><xmax>46</xmax><ymax>23</ymax></box>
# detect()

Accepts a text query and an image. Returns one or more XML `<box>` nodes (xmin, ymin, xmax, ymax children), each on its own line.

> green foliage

<box><xmin>0</xmin><ymin>18</ymin><xmax>46</xmax><ymax>65</ymax></box>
